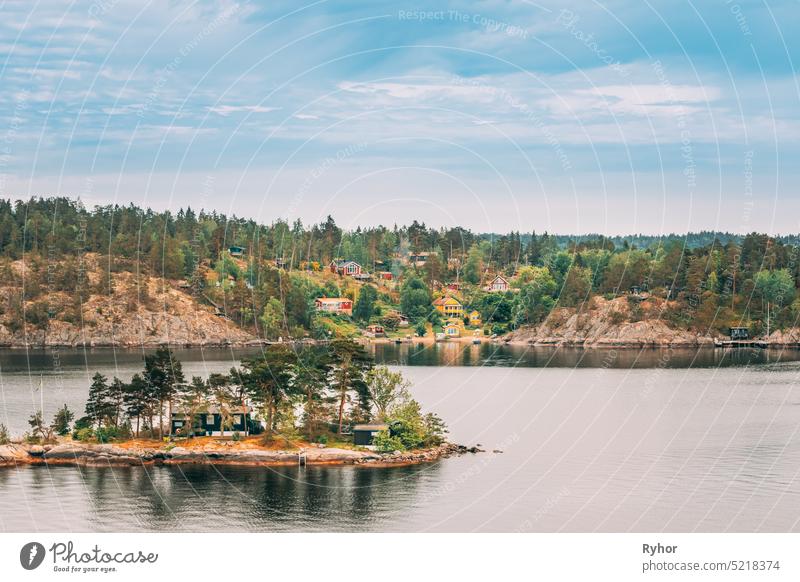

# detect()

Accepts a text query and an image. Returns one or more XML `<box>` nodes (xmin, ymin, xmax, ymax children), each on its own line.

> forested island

<box><xmin>0</xmin><ymin>343</ymin><xmax>466</xmax><ymax>468</ymax></box>
<box><xmin>1</xmin><ymin>196</ymin><xmax>800</xmax><ymax>348</ymax></box>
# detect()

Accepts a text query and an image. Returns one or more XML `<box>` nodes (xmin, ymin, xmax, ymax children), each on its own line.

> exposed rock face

<box><xmin>507</xmin><ymin>296</ymin><xmax>716</xmax><ymax>348</ymax></box>
<box><xmin>767</xmin><ymin>329</ymin><xmax>800</xmax><ymax>344</ymax></box>
<box><xmin>0</xmin><ymin>269</ymin><xmax>256</xmax><ymax>347</ymax></box>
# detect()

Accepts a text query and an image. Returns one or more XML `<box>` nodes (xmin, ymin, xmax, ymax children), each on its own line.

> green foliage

<box><xmin>367</xmin><ymin>365</ymin><xmax>411</xmax><ymax>421</ymax></box>
<box><xmin>463</xmin><ymin>244</ymin><xmax>484</xmax><ymax>285</ymax></box>
<box><xmin>51</xmin><ymin>404</ymin><xmax>74</xmax><ymax>436</ymax></box>
<box><xmin>400</xmin><ymin>275</ymin><xmax>431</xmax><ymax>322</ymax></box>
<box><xmin>73</xmin><ymin>427</ymin><xmax>95</xmax><ymax>442</ymax></box>
<box><xmin>373</xmin><ymin>429</ymin><xmax>405</xmax><ymax>453</ymax></box>
<box><xmin>260</xmin><ymin>297</ymin><xmax>286</xmax><ymax>340</ymax></box>
<box><xmin>95</xmin><ymin>425</ymin><xmax>121</xmax><ymax>443</ymax></box>
<box><xmin>354</xmin><ymin>284</ymin><xmax>378</xmax><ymax>322</ymax></box>
<box><xmin>0</xmin><ymin>423</ymin><xmax>9</xmax><ymax>444</ymax></box>
<box><xmin>422</xmin><ymin>412</ymin><xmax>448</xmax><ymax>446</ymax></box>
<box><xmin>513</xmin><ymin>268</ymin><xmax>557</xmax><ymax>326</ymax></box>
<box><xmin>28</xmin><ymin>410</ymin><xmax>54</xmax><ymax>443</ymax></box>
<box><xmin>755</xmin><ymin>269</ymin><xmax>795</xmax><ymax>308</ymax></box>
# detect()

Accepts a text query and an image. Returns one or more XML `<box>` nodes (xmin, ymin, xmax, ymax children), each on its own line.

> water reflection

<box><xmin>0</xmin><ymin>463</ymin><xmax>437</xmax><ymax>532</ymax></box>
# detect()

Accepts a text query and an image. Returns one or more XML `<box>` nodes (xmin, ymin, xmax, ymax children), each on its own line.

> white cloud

<box><xmin>206</xmin><ymin>105</ymin><xmax>280</xmax><ymax>116</ymax></box>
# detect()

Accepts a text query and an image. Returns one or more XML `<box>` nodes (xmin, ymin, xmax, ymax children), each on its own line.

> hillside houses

<box><xmin>314</xmin><ymin>297</ymin><xmax>353</xmax><ymax>316</ymax></box>
<box><xmin>330</xmin><ymin>259</ymin><xmax>363</xmax><ymax>276</ymax></box>
<box><xmin>433</xmin><ymin>295</ymin><xmax>464</xmax><ymax>318</ymax></box>
<box><xmin>484</xmin><ymin>275</ymin><xmax>510</xmax><ymax>292</ymax></box>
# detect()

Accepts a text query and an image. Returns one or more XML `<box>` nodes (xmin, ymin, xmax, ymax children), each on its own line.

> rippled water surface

<box><xmin>1</xmin><ymin>345</ymin><xmax>800</xmax><ymax>532</ymax></box>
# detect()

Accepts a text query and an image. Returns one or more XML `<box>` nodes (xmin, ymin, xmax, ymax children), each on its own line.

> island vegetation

<box><xmin>1</xmin><ymin>196</ymin><xmax>800</xmax><ymax>347</ymax></box>
<box><xmin>0</xmin><ymin>344</ymin><xmax>448</xmax><ymax>459</ymax></box>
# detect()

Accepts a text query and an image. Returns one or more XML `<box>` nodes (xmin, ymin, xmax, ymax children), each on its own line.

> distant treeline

<box><xmin>2</xmin><ymin>196</ymin><xmax>800</xmax><ymax>337</ymax></box>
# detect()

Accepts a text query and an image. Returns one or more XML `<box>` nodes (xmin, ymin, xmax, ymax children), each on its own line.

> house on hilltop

<box><xmin>329</xmin><ymin>259</ymin><xmax>363</xmax><ymax>276</ymax></box>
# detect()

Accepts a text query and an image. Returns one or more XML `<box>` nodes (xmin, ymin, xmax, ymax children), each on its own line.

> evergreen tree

<box><xmin>353</xmin><ymin>285</ymin><xmax>377</xmax><ymax>322</ymax></box>
<box><xmin>51</xmin><ymin>404</ymin><xmax>74</xmax><ymax>436</ymax></box>
<box><xmin>86</xmin><ymin>372</ymin><xmax>111</xmax><ymax>428</ymax></box>
<box><xmin>329</xmin><ymin>339</ymin><xmax>373</xmax><ymax>434</ymax></box>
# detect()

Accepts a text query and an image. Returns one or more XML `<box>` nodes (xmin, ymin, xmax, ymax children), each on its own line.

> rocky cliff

<box><xmin>507</xmin><ymin>296</ymin><xmax>716</xmax><ymax>347</ymax></box>
<box><xmin>0</xmin><ymin>261</ymin><xmax>257</xmax><ymax>347</ymax></box>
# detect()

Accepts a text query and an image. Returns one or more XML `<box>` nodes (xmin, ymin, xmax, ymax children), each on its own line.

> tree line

<box><xmin>35</xmin><ymin>344</ymin><xmax>447</xmax><ymax>451</ymax></box>
<box><xmin>4</xmin><ymin>197</ymin><xmax>800</xmax><ymax>338</ymax></box>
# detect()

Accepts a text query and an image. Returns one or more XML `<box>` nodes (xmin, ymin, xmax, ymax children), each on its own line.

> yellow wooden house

<box><xmin>469</xmin><ymin>310</ymin><xmax>482</xmax><ymax>326</ymax></box>
<box><xmin>433</xmin><ymin>296</ymin><xmax>464</xmax><ymax>318</ymax></box>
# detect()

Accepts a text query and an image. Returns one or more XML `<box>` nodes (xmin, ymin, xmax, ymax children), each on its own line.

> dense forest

<box><xmin>1</xmin><ymin>196</ymin><xmax>800</xmax><ymax>339</ymax></box>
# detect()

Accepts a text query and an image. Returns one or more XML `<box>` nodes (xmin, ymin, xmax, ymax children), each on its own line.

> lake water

<box><xmin>1</xmin><ymin>344</ymin><xmax>800</xmax><ymax>532</ymax></box>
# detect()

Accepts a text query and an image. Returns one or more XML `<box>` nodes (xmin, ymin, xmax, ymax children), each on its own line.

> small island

<box><xmin>0</xmin><ymin>344</ymin><xmax>477</xmax><ymax>469</ymax></box>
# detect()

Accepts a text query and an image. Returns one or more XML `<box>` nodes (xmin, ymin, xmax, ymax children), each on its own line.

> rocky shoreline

<box><xmin>0</xmin><ymin>442</ymin><xmax>481</xmax><ymax>469</ymax></box>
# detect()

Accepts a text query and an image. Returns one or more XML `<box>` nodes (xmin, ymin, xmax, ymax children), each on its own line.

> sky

<box><xmin>1</xmin><ymin>0</ymin><xmax>799</xmax><ymax>235</ymax></box>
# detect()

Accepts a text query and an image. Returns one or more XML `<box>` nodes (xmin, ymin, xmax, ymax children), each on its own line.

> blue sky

<box><xmin>1</xmin><ymin>0</ymin><xmax>799</xmax><ymax>234</ymax></box>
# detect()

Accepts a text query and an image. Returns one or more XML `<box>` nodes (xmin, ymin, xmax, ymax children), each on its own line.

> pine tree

<box><xmin>85</xmin><ymin>372</ymin><xmax>110</xmax><ymax>428</ymax></box>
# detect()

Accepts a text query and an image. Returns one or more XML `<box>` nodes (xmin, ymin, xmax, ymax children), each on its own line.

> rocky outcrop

<box><xmin>0</xmin><ymin>442</ymin><xmax>478</xmax><ymax>468</ymax></box>
<box><xmin>0</xmin><ymin>269</ymin><xmax>257</xmax><ymax>348</ymax></box>
<box><xmin>767</xmin><ymin>329</ymin><xmax>800</xmax><ymax>345</ymax></box>
<box><xmin>507</xmin><ymin>296</ymin><xmax>716</xmax><ymax>348</ymax></box>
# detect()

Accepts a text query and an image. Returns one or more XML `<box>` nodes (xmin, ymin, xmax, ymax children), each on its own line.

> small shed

<box><xmin>228</xmin><ymin>245</ymin><xmax>246</xmax><ymax>257</ymax></box>
<box><xmin>171</xmin><ymin>407</ymin><xmax>250</xmax><ymax>436</ymax></box>
<box><xmin>444</xmin><ymin>321</ymin><xmax>461</xmax><ymax>338</ymax></box>
<box><xmin>353</xmin><ymin>423</ymin><xmax>389</xmax><ymax>446</ymax></box>
<box><xmin>364</xmin><ymin>324</ymin><xmax>385</xmax><ymax>337</ymax></box>
<box><xmin>730</xmin><ymin>327</ymin><xmax>749</xmax><ymax>340</ymax></box>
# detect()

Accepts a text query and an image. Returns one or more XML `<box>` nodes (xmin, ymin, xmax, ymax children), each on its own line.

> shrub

<box><xmin>316</xmin><ymin>434</ymin><xmax>328</xmax><ymax>445</ymax></box>
<box><xmin>491</xmin><ymin>323</ymin><xmax>506</xmax><ymax>336</ymax></box>
<box><xmin>0</xmin><ymin>424</ymin><xmax>9</xmax><ymax>445</ymax></box>
<box><xmin>422</xmin><ymin>412</ymin><xmax>448</xmax><ymax>446</ymax></box>
<box><xmin>232</xmin><ymin>431</ymin><xmax>241</xmax><ymax>441</ymax></box>
<box><xmin>24</xmin><ymin>432</ymin><xmax>41</xmax><ymax>444</ymax></box>
<box><xmin>73</xmin><ymin>427</ymin><xmax>94</xmax><ymax>442</ymax></box>
<box><xmin>373</xmin><ymin>429</ymin><xmax>405</xmax><ymax>453</ymax></box>
<box><xmin>94</xmin><ymin>426</ymin><xmax>120</xmax><ymax>443</ymax></box>
<box><xmin>390</xmin><ymin>419</ymin><xmax>424</xmax><ymax>450</ymax></box>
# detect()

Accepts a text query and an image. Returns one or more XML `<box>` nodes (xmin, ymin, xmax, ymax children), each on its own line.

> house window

<box><xmin>174</xmin><ymin>421</ymin><xmax>184</xmax><ymax>427</ymax></box>
<box><xmin>233</xmin><ymin>415</ymin><xmax>242</xmax><ymax>426</ymax></box>
<box><xmin>206</xmin><ymin>414</ymin><xmax>215</xmax><ymax>426</ymax></box>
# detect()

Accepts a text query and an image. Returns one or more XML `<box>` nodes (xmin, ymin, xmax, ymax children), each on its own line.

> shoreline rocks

<box><xmin>0</xmin><ymin>441</ymin><xmax>481</xmax><ymax>469</ymax></box>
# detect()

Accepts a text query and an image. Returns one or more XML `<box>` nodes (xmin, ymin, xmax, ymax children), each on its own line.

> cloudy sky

<box><xmin>1</xmin><ymin>0</ymin><xmax>798</xmax><ymax>234</ymax></box>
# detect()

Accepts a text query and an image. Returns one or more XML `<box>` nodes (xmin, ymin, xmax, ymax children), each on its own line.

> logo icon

<box><xmin>20</xmin><ymin>542</ymin><xmax>46</xmax><ymax>570</ymax></box>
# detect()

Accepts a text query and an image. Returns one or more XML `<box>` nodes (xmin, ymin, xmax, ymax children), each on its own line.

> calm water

<box><xmin>2</xmin><ymin>345</ymin><xmax>800</xmax><ymax>532</ymax></box>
